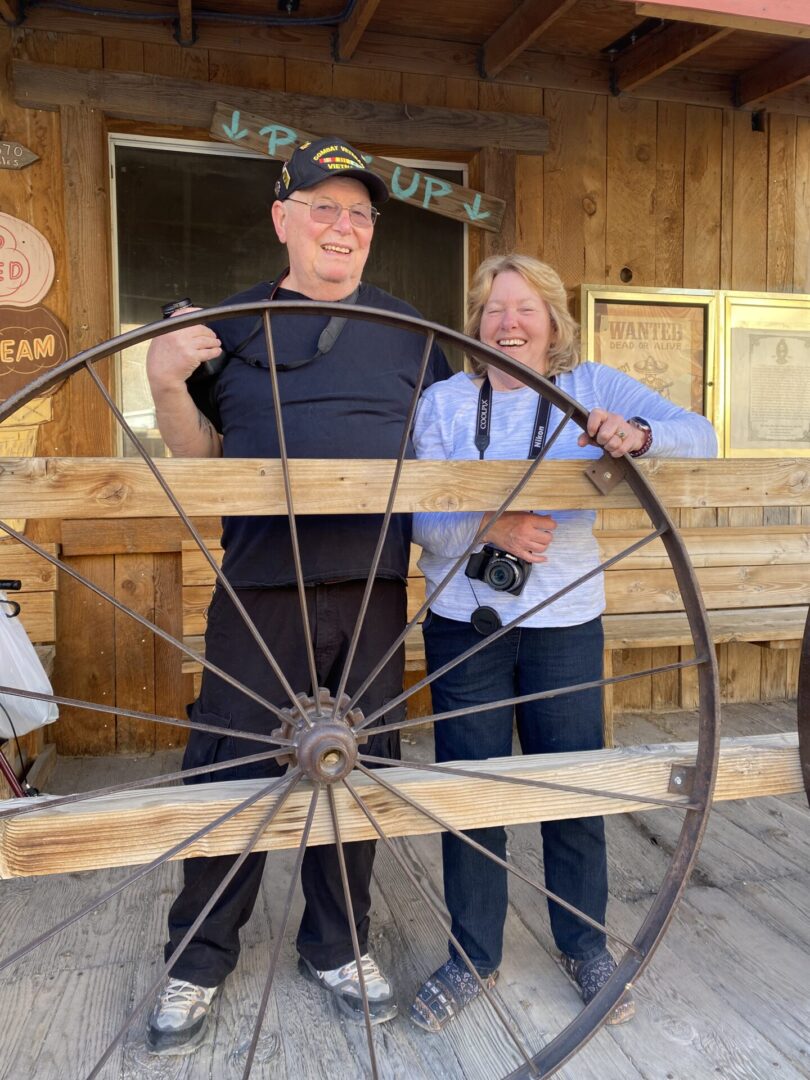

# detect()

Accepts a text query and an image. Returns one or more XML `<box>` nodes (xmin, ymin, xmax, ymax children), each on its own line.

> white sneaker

<box><xmin>146</xmin><ymin>977</ymin><xmax>219</xmax><ymax>1055</ymax></box>
<box><xmin>299</xmin><ymin>953</ymin><xmax>397</xmax><ymax>1024</ymax></box>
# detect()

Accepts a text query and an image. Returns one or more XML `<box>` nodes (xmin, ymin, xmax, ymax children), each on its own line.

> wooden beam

<box><xmin>335</xmin><ymin>0</ymin><xmax>382</xmax><ymax>62</ymax></box>
<box><xmin>0</xmin><ymin>0</ymin><xmax>20</xmax><ymax>25</ymax></box>
<box><xmin>176</xmin><ymin>0</ymin><xmax>194</xmax><ymax>47</ymax></box>
<box><xmin>0</xmin><ymin>733</ymin><xmax>800</xmax><ymax>878</ymax></box>
<box><xmin>634</xmin><ymin>2</ymin><xmax>810</xmax><ymax>38</ymax></box>
<box><xmin>2</xmin><ymin>457</ymin><xmax>810</xmax><ymax>520</ymax></box>
<box><xmin>738</xmin><ymin>41</ymin><xmax>810</xmax><ymax>105</ymax></box>
<box><xmin>481</xmin><ymin>0</ymin><xmax>578</xmax><ymax>80</ymax></box>
<box><xmin>11</xmin><ymin>60</ymin><xmax>549</xmax><ymax>155</ymax></box>
<box><xmin>613</xmin><ymin>21</ymin><xmax>733</xmax><ymax>94</ymax></box>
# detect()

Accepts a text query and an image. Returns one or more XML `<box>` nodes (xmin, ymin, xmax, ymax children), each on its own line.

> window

<box><xmin>111</xmin><ymin>136</ymin><xmax>466</xmax><ymax>456</ymax></box>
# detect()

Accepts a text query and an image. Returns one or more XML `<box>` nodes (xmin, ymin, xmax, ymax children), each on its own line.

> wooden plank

<box><xmin>52</xmin><ymin>555</ymin><xmax>115</xmax><ymax>755</ymax></box>
<box><xmin>60</xmin><ymin>517</ymin><xmax>220</xmax><ymax>556</ymax></box>
<box><xmin>731</xmin><ymin>109</ymin><xmax>768</xmax><ymax>290</ymax></box>
<box><xmin>606</xmin><ymin>95</ymin><xmax>657</xmax><ymax>285</ymax></box>
<box><xmin>209</xmin><ymin>102</ymin><xmax>505</xmax><ymax>233</ymax></box>
<box><xmin>795</xmin><ymin>117</ymin><xmax>810</xmax><ymax>292</ymax></box>
<box><xmin>4</xmin><ymin>457</ymin><xmax>810</xmax><ymax>518</ymax></box>
<box><xmin>10</xmin><ymin>591</ymin><xmax>54</xmax><ymax>643</ymax></box>
<box><xmin>683</xmin><ymin>105</ymin><xmax>723</xmax><ymax>288</ymax></box>
<box><xmin>655</xmin><ymin>100</ymin><xmax>685</xmax><ymax>287</ymax></box>
<box><xmin>542</xmin><ymin>90</ymin><xmax>607</xmax><ymax>288</ymax></box>
<box><xmin>50</xmin><ymin>104</ymin><xmax>115</xmax><ymax>458</ymax></box>
<box><xmin>11</xmin><ymin>60</ymin><xmax>550</xmax><ymax>154</ymax></box>
<box><xmin>602</xmin><ymin>606</ymin><xmax>809</xmax><ymax>648</ymax></box>
<box><xmin>113</xmin><ymin>553</ymin><xmax>155</xmax><ymax>753</ymax></box>
<box><xmin>481</xmin><ymin>0</ymin><xmax>578</xmax><ymax>80</ymax></box>
<box><xmin>633</xmin><ymin>1</ymin><xmax>810</xmax><ymax>38</ymax></box>
<box><xmin>152</xmin><ymin>551</ymin><xmax>186</xmax><ymax>750</ymax></box>
<box><xmin>738</xmin><ymin>41</ymin><xmax>810</xmax><ymax>106</ymax></box>
<box><xmin>767</xmin><ymin>113</ymin><xmax>798</xmax><ymax>292</ymax></box>
<box><xmin>613</xmin><ymin>21</ymin><xmax>732</xmax><ymax>93</ymax></box>
<box><xmin>597</xmin><ymin>526</ymin><xmax>810</xmax><ymax>568</ymax></box>
<box><xmin>478</xmin><ymin>145</ymin><xmax>516</xmax><ymax>256</ymax></box>
<box><xmin>335</xmin><ymin>0</ymin><xmax>383</xmax><ymax>62</ymax></box>
<box><xmin>607</xmin><ymin>562</ymin><xmax>810</xmax><ymax>613</ymax></box>
<box><xmin>0</xmin><ymin>543</ymin><xmax>58</xmax><ymax>589</ymax></box>
<box><xmin>0</xmin><ymin>732</ymin><xmax>800</xmax><ymax>878</ymax></box>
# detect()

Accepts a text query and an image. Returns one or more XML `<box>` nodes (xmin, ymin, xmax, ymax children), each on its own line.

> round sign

<box><xmin>0</xmin><ymin>305</ymin><xmax>68</xmax><ymax>402</ymax></box>
<box><xmin>0</xmin><ymin>212</ymin><xmax>55</xmax><ymax>308</ymax></box>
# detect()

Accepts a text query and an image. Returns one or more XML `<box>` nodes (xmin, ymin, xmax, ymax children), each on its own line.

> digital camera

<box><xmin>465</xmin><ymin>545</ymin><xmax>532</xmax><ymax>596</ymax></box>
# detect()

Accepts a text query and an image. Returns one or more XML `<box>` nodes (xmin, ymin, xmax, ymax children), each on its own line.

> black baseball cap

<box><xmin>274</xmin><ymin>137</ymin><xmax>389</xmax><ymax>205</ymax></box>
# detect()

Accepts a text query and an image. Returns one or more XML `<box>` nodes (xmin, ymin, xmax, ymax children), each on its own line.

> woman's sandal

<box><xmin>410</xmin><ymin>957</ymin><xmax>499</xmax><ymax>1033</ymax></box>
<box><xmin>561</xmin><ymin>950</ymin><xmax>636</xmax><ymax>1025</ymax></box>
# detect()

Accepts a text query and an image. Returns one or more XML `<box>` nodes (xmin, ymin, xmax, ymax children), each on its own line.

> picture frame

<box><xmin>718</xmin><ymin>291</ymin><xmax>810</xmax><ymax>458</ymax></box>
<box><xmin>579</xmin><ymin>285</ymin><xmax>719</xmax><ymax>422</ymax></box>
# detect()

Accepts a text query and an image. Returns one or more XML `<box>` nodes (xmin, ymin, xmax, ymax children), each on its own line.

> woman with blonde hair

<box><xmin>409</xmin><ymin>253</ymin><xmax>716</xmax><ymax>1032</ymax></box>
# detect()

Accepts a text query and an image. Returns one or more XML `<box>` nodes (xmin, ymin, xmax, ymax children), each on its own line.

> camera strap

<box><xmin>474</xmin><ymin>375</ymin><xmax>556</xmax><ymax>460</ymax></box>
<box><xmin>230</xmin><ymin>268</ymin><xmax>360</xmax><ymax>371</ymax></box>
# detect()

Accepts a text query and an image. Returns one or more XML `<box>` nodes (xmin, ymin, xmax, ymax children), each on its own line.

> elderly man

<box><xmin>145</xmin><ymin>137</ymin><xmax>450</xmax><ymax>1054</ymax></box>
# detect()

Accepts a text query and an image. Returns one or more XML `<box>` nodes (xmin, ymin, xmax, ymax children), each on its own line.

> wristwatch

<box><xmin>626</xmin><ymin>416</ymin><xmax>653</xmax><ymax>457</ymax></box>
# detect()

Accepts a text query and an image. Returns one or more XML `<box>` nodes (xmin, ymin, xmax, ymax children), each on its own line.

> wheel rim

<box><xmin>0</xmin><ymin>301</ymin><xmax>720</xmax><ymax>1079</ymax></box>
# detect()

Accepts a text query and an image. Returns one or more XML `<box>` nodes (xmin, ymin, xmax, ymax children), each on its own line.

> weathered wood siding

<box><xmin>1</xmin><ymin>25</ymin><xmax>808</xmax><ymax>752</ymax></box>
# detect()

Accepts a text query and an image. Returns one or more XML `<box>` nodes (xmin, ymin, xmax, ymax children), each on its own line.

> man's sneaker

<box><xmin>561</xmin><ymin>950</ymin><xmax>635</xmax><ymax>1025</ymax></box>
<box><xmin>146</xmin><ymin>978</ymin><xmax>220</xmax><ymax>1055</ymax></box>
<box><xmin>299</xmin><ymin>953</ymin><xmax>398</xmax><ymax>1024</ymax></box>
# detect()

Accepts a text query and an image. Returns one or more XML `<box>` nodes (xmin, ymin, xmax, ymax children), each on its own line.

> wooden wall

<box><xmin>1</xmin><ymin>24</ymin><xmax>808</xmax><ymax>753</ymax></box>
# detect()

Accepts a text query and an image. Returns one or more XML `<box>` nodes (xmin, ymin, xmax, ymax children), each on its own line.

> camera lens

<box><xmin>484</xmin><ymin>558</ymin><xmax>519</xmax><ymax>591</ymax></box>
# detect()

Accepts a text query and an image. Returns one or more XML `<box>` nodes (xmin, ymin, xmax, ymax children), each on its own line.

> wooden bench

<box><xmin>179</xmin><ymin>524</ymin><xmax>809</xmax><ymax>742</ymax></box>
<box><xmin>0</xmin><ymin>540</ymin><xmax>59</xmax><ymax>797</ymax></box>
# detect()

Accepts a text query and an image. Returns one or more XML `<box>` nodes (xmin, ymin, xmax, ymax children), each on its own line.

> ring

<box><xmin>617</xmin><ymin>429</ymin><xmax>627</xmax><ymax>440</ymax></box>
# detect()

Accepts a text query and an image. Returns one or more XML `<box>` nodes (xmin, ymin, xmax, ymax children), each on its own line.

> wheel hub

<box><xmin>272</xmin><ymin>688</ymin><xmax>367</xmax><ymax>782</ymax></box>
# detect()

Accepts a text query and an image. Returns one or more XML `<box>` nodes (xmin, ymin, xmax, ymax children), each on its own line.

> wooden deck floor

<box><xmin>1</xmin><ymin>701</ymin><xmax>807</xmax><ymax>1080</ymax></box>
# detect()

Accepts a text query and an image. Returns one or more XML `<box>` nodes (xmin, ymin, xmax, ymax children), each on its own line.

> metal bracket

<box><xmin>583</xmin><ymin>453</ymin><xmax>624</xmax><ymax>495</ymax></box>
<box><xmin>668</xmin><ymin>764</ymin><xmax>696</xmax><ymax>797</ymax></box>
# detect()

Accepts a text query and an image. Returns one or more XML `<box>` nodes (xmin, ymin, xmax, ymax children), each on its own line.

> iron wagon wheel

<box><xmin>0</xmin><ymin>302</ymin><xmax>720</xmax><ymax>1079</ymax></box>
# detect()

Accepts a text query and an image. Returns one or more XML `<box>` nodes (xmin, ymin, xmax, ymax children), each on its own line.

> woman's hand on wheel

<box><xmin>480</xmin><ymin>511</ymin><xmax>557</xmax><ymax>562</ymax></box>
<box><xmin>578</xmin><ymin>409</ymin><xmax>647</xmax><ymax>458</ymax></box>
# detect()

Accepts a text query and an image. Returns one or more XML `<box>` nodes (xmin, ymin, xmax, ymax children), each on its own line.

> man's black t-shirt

<box><xmin>203</xmin><ymin>281</ymin><xmax>451</xmax><ymax>588</ymax></box>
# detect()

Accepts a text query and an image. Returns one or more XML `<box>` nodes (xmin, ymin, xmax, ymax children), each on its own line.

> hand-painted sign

<box><xmin>0</xmin><ymin>306</ymin><xmax>68</xmax><ymax>402</ymax></box>
<box><xmin>0</xmin><ymin>213</ymin><xmax>55</xmax><ymax>308</ymax></box>
<box><xmin>0</xmin><ymin>142</ymin><xmax>39</xmax><ymax>170</ymax></box>
<box><xmin>210</xmin><ymin>103</ymin><xmax>505</xmax><ymax>233</ymax></box>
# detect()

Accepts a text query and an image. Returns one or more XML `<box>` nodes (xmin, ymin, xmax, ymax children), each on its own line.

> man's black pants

<box><xmin>165</xmin><ymin>580</ymin><xmax>405</xmax><ymax>987</ymax></box>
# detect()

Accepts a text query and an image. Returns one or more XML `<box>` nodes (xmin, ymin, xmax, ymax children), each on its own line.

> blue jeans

<box><xmin>424</xmin><ymin>611</ymin><xmax>608</xmax><ymax>976</ymax></box>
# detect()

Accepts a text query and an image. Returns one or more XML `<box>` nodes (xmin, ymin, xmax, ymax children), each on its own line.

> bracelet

<box><xmin>626</xmin><ymin>416</ymin><xmax>653</xmax><ymax>457</ymax></box>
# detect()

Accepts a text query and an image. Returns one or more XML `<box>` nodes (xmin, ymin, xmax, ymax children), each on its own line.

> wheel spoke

<box><xmin>86</xmin><ymin>770</ymin><xmax>302</xmax><ymax>1080</ymax></box>
<box><xmin>83</xmin><ymin>360</ymin><xmax>313</xmax><ymax>729</ymax></box>
<box><xmin>332</xmin><ymin>331</ymin><xmax>435</xmax><ymax>711</ymax></box>
<box><xmin>241</xmin><ymin>784</ymin><xmax>321</xmax><ymax>1079</ymax></box>
<box><xmin>0</xmin><ymin>771</ymin><xmax>295</xmax><ymax>976</ymax></box>
<box><xmin>359</xmin><ymin>753</ymin><xmax>700</xmax><ymax>813</ymax></box>
<box><xmin>0</xmin><ymin>683</ymin><xmax>290</xmax><ymax>754</ymax></box>
<box><xmin>355</xmin><ymin>763</ymin><xmax>638</xmax><ymax>955</ymax></box>
<box><xmin>343</xmin><ymin>776</ymin><xmax>541</xmax><ymax>1078</ymax></box>
<box><xmin>326</xmin><ymin>784</ymin><xmax>379</xmax><ymax>1080</ymax></box>
<box><xmin>340</xmin><ymin>405</ymin><xmax>576</xmax><ymax>720</ymax></box>
<box><xmin>357</xmin><ymin>526</ymin><xmax>667</xmax><ymax>732</ymax></box>
<box><xmin>0</xmin><ymin>520</ymin><xmax>289</xmax><ymax>724</ymax></box>
<box><xmin>361</xmin><ymin>656</ymin><xmax>708</xmax><ymax>742</ymax></box>
<box><xmin>262</xmin><ymin>313</ymin><xmax>320</xmax><ymax>720</ymax></box>
<box><xmin>0</xmin><ymin>744</ymin><xmax>289</xmax><ymax>821</ymax></box>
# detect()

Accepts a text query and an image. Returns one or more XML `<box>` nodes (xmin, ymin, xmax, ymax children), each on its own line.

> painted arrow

<box><xmin>222</xmin><ymin>110</ymin><xmax>249</xmax><ymax>141</ymax></box>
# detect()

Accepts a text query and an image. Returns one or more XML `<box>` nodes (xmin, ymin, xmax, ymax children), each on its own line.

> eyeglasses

<box><xmin>285</xmin><ymin>196</ymin><xmax>379</xmax><ymax>228</ymax></box>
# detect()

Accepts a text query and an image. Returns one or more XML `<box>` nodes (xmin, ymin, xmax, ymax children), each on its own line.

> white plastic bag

<box><xmin>0</xmin><ymin>593</ymin><xmax>59</xmax><ymax>739</ymax></box>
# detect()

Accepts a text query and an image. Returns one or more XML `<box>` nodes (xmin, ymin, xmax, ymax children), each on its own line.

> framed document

<box><xmin>580</xmin><ymin>285</ymin><xmax>718</xmax><ymax>419</ymax></box>
<box><xmin>719</xmin><ymin>292</ymin><xmax>810</xmax><ymax>457</ymax></box>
